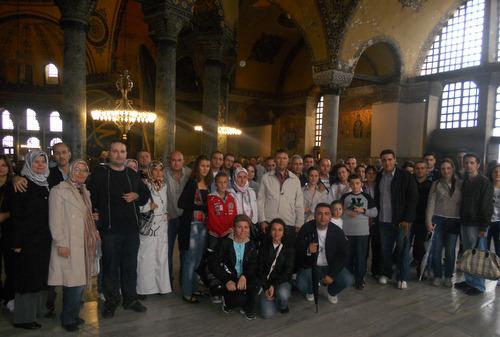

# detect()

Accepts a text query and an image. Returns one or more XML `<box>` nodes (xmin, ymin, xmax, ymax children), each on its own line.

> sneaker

<box><xmin>279</xmin><ymin>306</ymin><xmax>289</xmax><ymax>314</ymax></box>
<box><xmin>99</xmin><ymin>293</ymin><xmax>106</xmax><ymax>301</ymax></box>
<box><xmin>327</xmin><ymin>294</ymin><xmax>338</xmax><ymax>304</ymax></box>
<box><xmin>62</xmin><ymin>323</ymin><xmax>79</xmax><ymax>332</ymax></box>
<box><xmin>443</xmin><ymin>278</ymin><xmax>453</xmax><ymax>288</ymax></box>
<box><xmin>305</xmin><ymin>293</ymin><xmax>314</xmax><ymax>302</ymax></box>
<box><xmin>124</xmin><ymin>300</ymin><xmax>147</xmax><ymax>313</ymax></box>
<box><xmin>14</xmin><ymin>322</ymin><xmax>41</xmax><ymax>330</ymax></box>
<box><xmin>6</xmin><ymin>299</ymin><xmax>14</xmax><ymax>313</ymax></box>
<box><xmin>102</xmin><ymin>306</ymin><xmax>116</xmax><ymax>319</ymax></box>
<box><xmin>378</xmin><ymin>276</ymin><xmax>388</xmax><ymax>285</ymax></box>
<box><xmin>239</xmin><ymin>309</ymin><xmax>256</xmax><ymax>320</ymax></box>
<box><xmin>432</xmin><ymin>278</ymin><xmax>442</xmax><ymax>287</ymax></box>
<box><xmin>454</xmin><ymin>281</ymin><xmax>468</xmax><ymax>289</ymax></box>
<box><xmin>211</xmin><ymin>295</ymin><xmax>222</xmax><ymax>304</ymax></box>
<box><xmin>221</xmin><ymin>296</ymin><xmax>232</xmax><ymax>314</ymax></box>
<box><xmin>464</xmin><ymin>286</ymin><xmax>483</xmax><ymax>296</ymax></box>
<box><xmin>397</xmin><ymin>281</ymin><xmax>408</xmax><ymax>290</ymax></box>
<box><xmin>137</xmin><ymin>294</ymin><xmax>147</xmax><ymax>301</ymax></box>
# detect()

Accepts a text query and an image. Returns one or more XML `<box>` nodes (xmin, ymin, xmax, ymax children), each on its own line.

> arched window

<box><xmin>420</xmin><ymin>0</ymin><xmax>485</xmax><ymax>75</ymax></box>
<box><xmin>2</xmin><ymin>135</ymin><xmax>14</xmax><ymax>155</ymax></box>
<box><xmin>49</xmin><ymin>137</ymin><xmax>63</xmax><ymax>147</ymax></box>
<box><xmin>440</xmin><ymin>81</ymin><xmax>479</xmax><ymax>129</ymax></box>
<box><xmin>49</xmin><ymin>111</ymin><xmax>63</xmax><ymax>132</ymax></box>
<box><xmin>45</xmin><ymin>63</ymin><xmax>59</xmax><ymax>84</ymax></box>
<box><xmin>26</xmin><ymin>137</ymin><xmax>40</xmax><ymax>149</ymax></box>
<box><xmin>493</xmin><ymin>87</ymin><xmax>500</xmax><ymax>136</ymax></box>
<box><xmin>314</xmin><ymin>96</ymin><xmax>324</xmax><ymax>147</ymax></box>
<box><xmin>26</xmin><ymin>108</ymin><xmax>40</xmax><ymax>131</ymax></box>
<box><xmin>2</xmin><ymin>110</ymin><xmax>14</xmax><ymax>130</ymax></box>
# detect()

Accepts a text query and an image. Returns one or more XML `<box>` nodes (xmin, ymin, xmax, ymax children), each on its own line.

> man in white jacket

<box><xmin>257</xmin><ymin>149</ymin><xmax>304</xmax><ymax>238</ymax></box>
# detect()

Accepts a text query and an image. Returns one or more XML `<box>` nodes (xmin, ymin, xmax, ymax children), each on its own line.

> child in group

<box><xmin>330</xmin><ymin>200</ymin><xmax>344</xmax><ymax>229</ymax></box>
<box><xmin>206</xmin><ymin>172</ymin><xmax>238</xmax><ymax>302</ymax></box>
<box><xmin>340</xmin><ymin>174</ymin><xmax>378</xmax><ymax>290</ymax></box>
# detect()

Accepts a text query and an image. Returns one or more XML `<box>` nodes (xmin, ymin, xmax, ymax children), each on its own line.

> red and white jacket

<box><xmin>206</xmin><ymin>191</ymin><xmax>238</xmax><ymax>237</ymax></box>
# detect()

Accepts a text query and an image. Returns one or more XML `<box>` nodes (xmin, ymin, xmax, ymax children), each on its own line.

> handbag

<box><xmin>258</xmin><ymin>244</ymin><xmax>283</xmax><ymax>295</ymax></box>
<box><xmin>138</xmin><ymin>201</ymin><xmax>155</xmax><ymax>236</ymax></box>
<box><xmin>457</xmin><ymin>239</ymin><xmax>500</xmax><ymax>280</ymax></box>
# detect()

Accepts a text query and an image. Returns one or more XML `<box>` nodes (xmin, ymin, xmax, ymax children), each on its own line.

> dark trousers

<box><xmin>223</xmin><ymin>285</ymin><xmax>258</xmax><ymax>314</ymax></box>
<box><xmin>61</xmin><ymin>286</ymin><xmax>84</xmax><ymax>326</ymax></box>
<box><xmin>101</xmin><ymin>232</ymin><xmax>140</xmax><ymax>308</ymax></box>
<box><xmin>168</xmin><ymin>217</ymin><xmax>184</xmax><ymax>284</ymax></box>
<box><xmin>0</xmin><ymin>242</ymin><xmax>15</xmax><ymax>303</ymax></box>
<box><xmin>410</xmin><ymin>222</ymin><xmax>427</xmax><ymax>265</ymax></box>
<box><xmin>369</xmin><ymin>221</ymin><xmax>382</xmax><ymax>276</ymax></box>
<box><xmin>379</xmin><ymin>221</ymin><xmax>411</xmax><ymax>282</ymax></box>
<box><xmin>488</xmin><ymin>221</ymin><xmax>500</xmax><ymax>254</ymax></box>
<box><xmin>347</xmin><ymin>235</ymin><xmax>369</xmax><ymax>284</ymax></box>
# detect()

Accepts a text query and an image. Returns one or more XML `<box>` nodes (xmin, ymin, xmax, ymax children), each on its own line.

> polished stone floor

<box><xmin>1</xmin><ymin>273</ymin><xmax>499</xmax><ymax>337</ymax></box>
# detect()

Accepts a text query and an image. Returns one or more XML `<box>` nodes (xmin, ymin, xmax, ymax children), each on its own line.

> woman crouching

<box><xmin>210</xmin><ymin>214</ymin><xmax>258</xmax><ymax>320</ymax></box>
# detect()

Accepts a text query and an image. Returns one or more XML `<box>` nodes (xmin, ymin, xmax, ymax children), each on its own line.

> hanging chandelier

<box><xmin>91</xmin><ymin>70</ymin><xmax>156</xmax><ymax>140</ymax></box>
<box><xmin>218</xmin><ymin>126</ymin><xmax>242</xmax><ymax>135</ymax></box>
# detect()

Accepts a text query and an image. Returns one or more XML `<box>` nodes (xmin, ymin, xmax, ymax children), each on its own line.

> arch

<box><xmin>26</xmin><ymin>136</ymin><xmax>40</xmax><ymax>149</ymax></box>
<box><xmin>49</xmin><ymin>111</ymin><xmax>63</xmax><ymax>132</ymax></box>
<box><xmin>49</xmin><ymin>137</ymin><xmax>63</xmax><ymax>147</ymax></box>
<box><xmin>45</xmin><ymin>63</ymin><xmax>59</xmax><ymax>84</ymax></box>
<box><xmin>1</xmin><ymin>109</ymin><xmax>14</xmax><ymax>130</ymax></box>
<box><xmin>26</xmin><ymin>108</ymin><xmax>40</xmax><ymax>131</ymax></box>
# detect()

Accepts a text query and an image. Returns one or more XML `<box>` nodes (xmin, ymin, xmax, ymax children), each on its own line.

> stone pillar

<box><xmin>203</xmin><ymin>60</ymin><xmax>223</xmax><ymax>154</ymax></box>
<box><xmin>217</xmin><ymin>56</ymin><xmax>235</xmax><ymax>153</ymax></box>
<box><xmin>140</xmin><ymin>1</ymin><xmax>192</xmax><ymax>162</ymax></box>
<box><xmin>55</xmin><ymin>0</ymin><xmax>96</xmax><ymax>159</ymax></box>
<box><xmin>312</xmin><ymin>67</ymin><xmax>353</xmax><ymax>161</ymax></box>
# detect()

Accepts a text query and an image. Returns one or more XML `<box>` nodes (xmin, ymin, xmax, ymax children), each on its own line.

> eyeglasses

<box><xmin>73</xmin><ymin>168</ymin><xmax>89</xmax><ymax>174</ymax></box>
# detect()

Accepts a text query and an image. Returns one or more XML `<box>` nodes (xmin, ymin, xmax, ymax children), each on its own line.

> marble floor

<box><xmin>0</xmin><ymin>274</ymin><xmax>499</xmax><ymax>337</ymax></box>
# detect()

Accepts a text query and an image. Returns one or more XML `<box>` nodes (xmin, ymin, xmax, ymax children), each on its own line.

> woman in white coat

<box><xmin>137</xmin><ymin>161</ymin><xmax>171</xmax><ymax>296</ymax></box>
<box><xmin>48</xmin><ymin>160</ymin><xmax>100</xmax><ymax>332</ymax></box>
<box><xmin>230</xmin><ymin>167</ymin><xmax>259</xmax><ymax>241</ymax></box>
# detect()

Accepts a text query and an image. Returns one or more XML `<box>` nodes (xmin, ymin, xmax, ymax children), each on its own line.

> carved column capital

<box><xmin>140</xmin><ymin>0</ymin><xmax>194</xmax><ymax>43</ymax></box>
<box><xmin>55</xmin><ymin>0</ymin><xmax>96</xmax><ymax>29</ymax></box>
<box><xmin>313</xmin><ymin>67</ymin><xmax>354</xmax><ymax>94</ymax></box>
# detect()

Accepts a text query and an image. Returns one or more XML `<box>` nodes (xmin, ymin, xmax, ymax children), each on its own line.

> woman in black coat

<box><xmin>11</xmin><ymin>151</ymin><xmax>51</xmax><ymax>330</ymax></box>
<box><xmin>258</xmin><ymin>218</ymin><xmax>295</xmax><ymax>318</ymax></box>
<box><xmin>210</xmin><ymin>214</ymin><xmax>258</xmax><ymax>320</ymax></box>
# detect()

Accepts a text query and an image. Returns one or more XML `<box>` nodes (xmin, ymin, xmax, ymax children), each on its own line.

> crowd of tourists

<box><xmin>0</xmin><ymin>141</ymin><xmax>497</xmax><ymax>331</ymax></box>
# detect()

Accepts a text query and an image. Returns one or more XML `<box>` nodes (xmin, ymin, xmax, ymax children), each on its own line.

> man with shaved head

<box><xmin>165</xmin><ymin>150</ymin><xmax>192</xmax><ymax>283</ymax></box>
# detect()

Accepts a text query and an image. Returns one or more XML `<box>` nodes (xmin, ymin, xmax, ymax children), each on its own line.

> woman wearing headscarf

<box><xmin>48</xmin><ymin>160</ymin><xmax>100</xmax><ymax>332</ymax></box>
<box><xmin>11</xmin><ymin>150</ymin><xmax>51</xmax><ymax>329</ymax></box>
<box><xmin>137</xmin><ymin>161</ymin><xmax>171</xmax><ymax>297</ymax></box>
<box><xmin>230</xmin><ymin>167</ymin><xmax>259</xmax><ymax>242</ymax></box>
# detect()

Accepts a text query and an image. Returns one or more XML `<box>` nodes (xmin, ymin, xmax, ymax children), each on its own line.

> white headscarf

<box><xmin>21</xmin><ymin>150</ymin><xmax>49</xmax><ymax>187</ymax></box>
<box><xmin>233</xmin><ymin>167</ymin><xmax>249</xmax><ymax>193</ymax></box>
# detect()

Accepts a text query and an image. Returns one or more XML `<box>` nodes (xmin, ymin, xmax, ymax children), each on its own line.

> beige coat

<box><xmin>48</xmin><ymin>181</ymin><xmax>89</xmax><ymax>287</ymax></box>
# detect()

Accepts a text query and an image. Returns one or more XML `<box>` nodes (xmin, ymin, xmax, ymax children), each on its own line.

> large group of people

<box><xmin>0</xmin><ymin>141</ymin><xmax>497</xmax><ymax>332</ymax></box>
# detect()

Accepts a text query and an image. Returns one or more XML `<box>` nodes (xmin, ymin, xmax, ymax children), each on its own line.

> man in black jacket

<box><xmin>455</xmin><ymin>153</ymin><xmax>493</xmax><ymax>295</ymax></box>
<box><xmin>375</xmin><ymin>149</ymin><xmax>418</xmax><ymax>289</ymax></box>
<box><xmin>296</xmin><ymin>203</ymin><xmax>353</xmax><ymax>304</ymax></box>
<box><xmin>89</xmin><ymin>141</ymin><xmax>150</xmax><ymax>318</ymax></box>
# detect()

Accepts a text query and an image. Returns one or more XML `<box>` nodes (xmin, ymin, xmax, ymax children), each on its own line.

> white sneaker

<box><xmin>327</xmin><ymin>294</ymin><xmax>338</xmax><ymax>304</ymax></box>
<box><xmin>378</xmin><ymin>276</ymin><xmax>388</xmax><ymax>285</ymax></box>
<box><xmin>432</xmin><ymin>278</ymin><xmax>442</xmax><ymax>287</ymax></box>
<box><xmin>211</xmin><ymin>295</ymin><xmax>222</xmax><ymax>304</ymax></box>
<box><xmin>397</xmin><ymin>281</ymin><xmax>408</xmax><ymax>290</ymax></box>
<box><xmin>443</xmin><ymin>278</ymin><xmax>453</xmax><ymax>288</ymax></box>
<box><xmin>305</xmin><ymin>293</ymin><xmax>314</xmax><ymax>302</ymax></box>
<box><xmin>6</xmin><ymin>299</ymin><xmax>14</xmax><ymax>313</ymax></box>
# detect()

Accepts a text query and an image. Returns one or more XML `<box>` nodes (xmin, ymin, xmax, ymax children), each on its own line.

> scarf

<box><xmin>20</xmin><ymin>150</ymin><xmax>49</xmax><ymax>187</ymax></box>
<box><xmin>233</xmin><ymin>168</ymin><xmax>253</xmax><ymax>219</ymax></box>
<box><xmin>146</xmin><ymin>160</ymin><xmax>165</xmax><ymax>192</ymax></box>
<box><xmin>68</xmin><ymin>159</ymin><xmax>100</xmax><ymax>289</ymax></box>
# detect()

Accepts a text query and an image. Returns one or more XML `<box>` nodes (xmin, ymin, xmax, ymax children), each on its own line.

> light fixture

<box><xmin>218</xmin><ymin>126</ymin><xmax>242</xmax><ymax>136</ymax></box>
<box><xmin>91</xmin><ymin>70</ymin><xmax>156</xmax><ymax>140</ymax></box>
<box><xmin>194</xmin><ymin>125</ymin><xmax>203</xmax><ymax>132</ymax></box>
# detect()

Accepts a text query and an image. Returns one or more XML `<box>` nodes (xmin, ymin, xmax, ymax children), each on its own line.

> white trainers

<box><xmin>432</xmin><ymin>278</ymin><xmax>442</xmax><ymax>287</ymax></box>
<box><xmin>397</xmin><ymin>281</ymin><xmax>408</xmax><ymax>290</ymax></box>
<box><xmin>305</xmin><ymin>293</ymin><xmax>314</xmax><ymax>302</ymax></box>
<box><xmin>6</xmin><ymin>299</ymin><xmax>14</xmax><ymax>313</ymax></box>
<box><xmin>378</xmin><ymin>276</ymin><xmax>388</xmax><ymax>285</ymax></box>
<box><xmin>327</xmin><ymin>294</ymin><xmax>338</xmax><ymax>304</ymax></box>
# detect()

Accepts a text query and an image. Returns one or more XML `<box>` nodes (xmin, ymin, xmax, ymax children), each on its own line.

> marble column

<box><xmin>140</xmin><ymin>1</ymin><xmax>192</xmax><ymax>162</ymax></box>
<box><xmin>55</xmin><ymin>0</ymin><xmax>96</xmax><ymax>159</ymax></box>
<box><xmin>217</xmin><ymin>60</ymin><xmax>234</xmax><ymax>153</ymax></box>
<box><xmin>203</xmin><ymin>60</ymin><xmax>223</xmax><ymax>154</ymax></box>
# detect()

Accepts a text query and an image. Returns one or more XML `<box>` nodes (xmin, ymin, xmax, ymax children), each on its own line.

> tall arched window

<box><xmin>49</xmin><ymin>137</ymin><xmax>63</xmax><ymax>147</ymax></box>
<box><xmin>314</xmin><ymin>96</ymin><xmax>324</xmax><ymax>147</ymax></box>
<box><xmin>49</xmin><ymin>111</ymin><xmax>63</xmax><ymax>132</ymax></box>
<box><xmin>494</xmin><ymin>87</ymin><xmax>500</xmax><ymax>136</ymax></box>
<box><xmin>420</xmin><ymin>0</ymin><xmax>485</xmax><ymax>75</ymax></box>
<box><xmin>2</xmin><ymin>135</ymin><xmax>14</xmax><ymax>155</ymax></box>
<box><xmin>440</xmin><ymin>81</ymin><xmax>479</xmax><ymax>129</ymax></box>
<box><xmin>1</xmin><ymin>110</ymin><xmax>14</xmax><ymax>130</ymax></box>
<box><xmin>45</xmin><ymin>63</ymin><xmax>59</xmax><ymax>85</ymax></box>
<box><xmin>26</xmin><ymin>108</ymin><xmax>40</xmax><ymax>131</ymax></box>
<box><xmin>26</xmin><ymin>137</ymin><xmax>40</xmax><ymax>149</ymax></box>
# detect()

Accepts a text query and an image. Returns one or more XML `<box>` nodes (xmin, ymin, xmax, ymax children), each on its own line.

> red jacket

<box><xmin>206</xmin><ymin>191</ymin><xmax>238</xmax><ymax>237</ymax></box>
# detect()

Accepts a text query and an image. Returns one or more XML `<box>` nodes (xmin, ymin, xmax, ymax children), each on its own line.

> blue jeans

<box><xmin>379</xmin><ymin>221</ymin><xmax>411</xmax><ymax>281</ymax></box>
<box><xmin>461</xmin><ymin>226</ymin><xmax>487</xmax><ymax>292</ymax></box>
<box><xmin>296</xmin><ymin>266</ymin><xmax>353</xmax><ymax>297</ymax></box>
<box><xmin>61</xmin><ymin>286</ymin><xmax>84</xmax><ymax>326</ymax></box>
<box><xmin>430</xmin><ymin>216</ymin><xmax>459</xmax><ymax>278</ymax></box>
<box><xmin>259</xmin><ymin>282</ymin><xmax>291</xmax><ymax>319</ymax></box>
<box><xmin>346</xmin><ymin>235</ymin><xmax>369</xmax><ymax>284</ymax></box>
<box><xmin>181</xmin><ymin>221</ymin><xmax>207</xmax><ymax>297</ymax></box>
<box><xmin>168</xmin><ymin>217</ymin><xmax>185</xmax><ymax>281</ymax></box>
<box><xmin>487</xmin><ymin>221</ymin><xmax>500</xmax><ymax>255</ymax></box>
